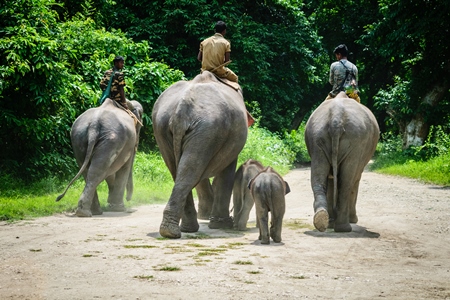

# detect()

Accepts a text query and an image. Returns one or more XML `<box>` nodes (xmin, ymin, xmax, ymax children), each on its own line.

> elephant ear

<box><xmin>284</xmin><ymin>181</ymin><xmax>291</xmax><ymax>195</ymax></box>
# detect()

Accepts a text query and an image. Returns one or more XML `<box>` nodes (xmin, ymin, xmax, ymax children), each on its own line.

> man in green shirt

<box><xmin>197</xmin><ymin>21</ymin><xmax>238</xmax><ymax>83</ymax></box>
<box><xmin>100</xmin><ymin>56</ymin><xmax>129</xmax><ymax>109</ymax></box>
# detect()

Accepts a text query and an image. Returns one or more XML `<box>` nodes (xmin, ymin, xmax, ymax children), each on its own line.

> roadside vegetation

<box><xmin>1</xmin><ymin>1</ymin><xmax>449</xmax><ymax>222</ymax></box>
<box><xmin>1</xmin><ymin>123</ymin><xmax>448</xmax><ymax>222</ymax></box>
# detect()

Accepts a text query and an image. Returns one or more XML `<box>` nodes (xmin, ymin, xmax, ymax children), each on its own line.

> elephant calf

<box><xmin>248</xmin><ymin>166</ymin><xmax>290</xmax><ymax>244</ymax></box>
<box><xmin>232</xmin><ymin>159</ymin><xmax>265</xmax><ymax>230</ymax></box>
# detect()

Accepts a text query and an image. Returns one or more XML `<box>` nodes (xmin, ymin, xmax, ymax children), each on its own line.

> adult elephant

<box><xmin>305</xmin><ymin>92</ymin><xmax>379</xmax><ymax>232</ymax></box>
<box><xmin>152</xmin><ymin>71</ymin><xmax>248</xmax><ymax>239</ymax></box>
<box><xmin>56</xmin><ymin>98</ymin><xmax>143</xmax><ymax>217</ymax></box>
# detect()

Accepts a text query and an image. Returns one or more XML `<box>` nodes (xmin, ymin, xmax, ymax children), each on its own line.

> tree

<box><xmin>58</xmin><ymin>0</ymin><xmax>328</xmax><ymax>132</ymax></box>
<box><xmin>0</xmin><ymin>0</ymin><xmax>184</xmax><ymax>180</ymax></box>
<box><xmin>361</xmin><ymin>0</ymin><xmax>450</xmax><ymax>148</ymax></box>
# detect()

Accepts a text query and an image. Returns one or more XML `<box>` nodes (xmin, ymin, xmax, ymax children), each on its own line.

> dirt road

<box><xmin>1</xmin><ymin>167</ymin><xmax>449</xmax><ymax>299</ymax></box>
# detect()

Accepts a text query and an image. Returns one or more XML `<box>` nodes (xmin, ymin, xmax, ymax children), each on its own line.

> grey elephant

<box><xmin>248</xmin><ymin>166</ymin><xmax>290</xmax><ymax>244</ymax></box>
<box><xmin>232</xmin><ymin>159</ymin><xmax>265</xmax><ymax>230</ymax></box>
<box><xmin>152</xmin><ymin>71</ymin><xmax>248</xmax><ymax>239</ymax></box>
<box><xmin>56</xmin><ymin>98</ymin><xmax>143</xmax><ymax>217</ymax></box>
<box><xmin>305</xmin><ymin>93</ymin><xmax>379</xmax><ymax>232</ymax></box>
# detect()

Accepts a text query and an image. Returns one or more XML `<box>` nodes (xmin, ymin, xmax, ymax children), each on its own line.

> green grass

<box><xmin>2</xmin><ymin>124</ymin><xmax>448</xmax><ymax>222</ymax></box>
<box><xmin>0</xmin><ymin>126</ymin><xmax>306</xmax><ymax>222</ymax></box>
<box><xmin>374</xmin><ymin>153</ymin><xmax>450</xmax><ymax>186</ymax></box>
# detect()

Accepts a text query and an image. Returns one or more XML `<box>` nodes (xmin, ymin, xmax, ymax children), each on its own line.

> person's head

<box><xmin>333</xmin><ymin>44</ymin><xmax>348</xmax><ymax>59</ymax></box>
<box><xmin>113</xmin><ymin>56</ymin><xmax>124</xmax><ymax>69</ymax></box>
<box><xmin>215</xmin><ymin>21</ymin><xmax>227</xmax><ymax>34</ymax></box>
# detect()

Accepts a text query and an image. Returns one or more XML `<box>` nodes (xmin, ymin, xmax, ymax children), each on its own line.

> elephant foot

<box><xmin>75</xmin><ymin>208</ymin><xmax>92</xmax><ymax>217</ymax></box>
<box><xmin>208</xmin><ymin>216</ymin><xmax>233</xmax><ymax>229</ymax></box>
<box><xmin>180</xmin><ymin>219</ymin><xmax>199</xmax><ymax>233</ymax></box>
<box><xmin>313</xmin><ymin>208</ymin><xmax>329</xmax><ymax>232</ymax></box>
<box><xmin>270</xmin><ymin>232</ymin><xmax>282</xmax><ymax>243</ymax></box>
<box><xmin>334</xmin><ymin>223</ymin><xmax>352</xmax><ymax>232</ymax></box>
<box><xmin>160</xmin><ymin>221</ymin><xmax>181</xmax><ymax>239</ymax></box>
<box><xmin>259</xmin><ymin>235</ymin><xmax>270</xmax><ymax>244</ymax></box>
<box><xmin>91</xmin><ymin>208</ymin><xmax>103</xmax><ymax>215</ymax></box>
<box><xmin>349</xmin><ymin>215</ymin><xmax>358</xmax><ymax>223</ymax></box>
<box><xmin>107</xmin><ymin>203</ymin><xmax>127</xmax><ymax>212</ymax></box>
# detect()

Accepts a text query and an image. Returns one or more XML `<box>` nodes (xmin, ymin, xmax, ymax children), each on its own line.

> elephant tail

<box><xmin>330</xmin><ymin>116</ymin><xmax>345</xmax><ymax>213</ymax></box>
<box><xmin>56</xmin><ymin>128</ymin><xmax>98</xmax><ymax>202</ymax></box>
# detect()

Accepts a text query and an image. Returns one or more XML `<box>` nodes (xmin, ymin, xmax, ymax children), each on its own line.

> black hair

<box><xmin>333</xmin><ymin>44</ymin><xmax>348</xmax><ymax>56</ymax></box>
<box><xmin>215</xmin><ymin>21</ymin><xmax>227</xmax><ymax>33</ymax></box>
<box><xmin>113</xmin><ymin>56</ymin><xmax>124</xmax><ymax>63</ymax></box>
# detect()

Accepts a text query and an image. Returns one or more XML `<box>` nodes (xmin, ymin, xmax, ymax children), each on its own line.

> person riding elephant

<box><xmin>326</xmin><ymin>44</ymin><xmax>360</xmax><ymax>103</ymax></box>
<box><xmin>152</xmin><ymin>71</ymin><xmax>248</xmax><ymax>239</ymax></box>
<box><xmin>56</xmin><ymin>98</ymin><xmax>144</xmax><ymax>217</ymax></box>
<box><xmin>100</xmin><ymin>55</ymin><xmax>129</xmax><ymax>109</ymax></box>
<box><xmin>305</xmin><ymin>92</ymin><xmax>379</xmax><ymax>232</ymax></box>
<box><xmin>197</xmin><ymin>20</ymin><xmax>238</xmax><ymax>83</ymax></box>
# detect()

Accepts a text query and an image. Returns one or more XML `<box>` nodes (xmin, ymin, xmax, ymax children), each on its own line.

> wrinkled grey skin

<box><xmin>305</xmin><ymin>93</ymin><xmax>379</xmax><ymax>232</ymax></box>
<box><xmin>249</xmin><ymin>167</ymin><xmax>289</xmax><ymax>244</ymax></box>
<box><xmin>56</xmin><ymin>99</ymin><xmax>143</xmax><ymax>217</ymax></box>
<box><xmin>152</xmin><ymin>71</ymin><xmax>248</xmax><ymax>239</ymax></box>
<box><xmin>232</xmin><ymin>159</ymin><xmax>265</xmax><ymax>230</ymax></box>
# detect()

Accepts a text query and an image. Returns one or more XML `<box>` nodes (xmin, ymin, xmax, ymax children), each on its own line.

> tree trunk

<box><xmin>402</xmin><ymin>82</ymin><xmax>449</xmax><ymax>149</ymax></box>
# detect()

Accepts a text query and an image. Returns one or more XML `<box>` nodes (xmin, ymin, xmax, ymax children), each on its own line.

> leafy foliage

<box><xmin>0</xmin><ymin>0</ymin><xmax>184</xmax><ymax>180</ymax></box>
<box><xmin>59</xmin><ymin>0</ymin><xmax>327</xmax><ymax>131</ymax></box>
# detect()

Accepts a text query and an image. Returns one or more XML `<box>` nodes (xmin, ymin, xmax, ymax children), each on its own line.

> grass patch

<box><xmin>284</xmin><ymin>219</ymin><xmax>314</xmax><ymax>230</ymax></box>
<box><xmin>157</xmin><ymin>266</ymin><xmax>181</xmax><ymax>271</ymax></box>
<box><xmin>118</xmin><ymin>255</ymin><xmax>144</xmax><ymax>260</ymax></box>
<box><xmin>233</xmin><ymin>260</ymin><xmax>253</xmax><ymax>265</ymax></box>
<box><xmin>247</xmin><ymin>271</ymin><xmax>261</xmax><ymax>274</ymax></box>
<box><xmin>375</xmin><ymin>154</ymin><xmax>450</xmax><ymax>186</ymax></box>
<box><xmin>123</xmin><ymin>245</ymin><xmax>158</xmax><ymax>249</ymax></box>
<box><xmin>184</xmin><ymin>233</ymin><xmax>213</xmax><ymax>239</ymax></box>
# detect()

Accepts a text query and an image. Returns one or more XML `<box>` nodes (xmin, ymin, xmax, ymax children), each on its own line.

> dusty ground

<box><xmin>1</xmin><ymin>166</ymin><xmax>450</xmax><ymax>300</ymax></box>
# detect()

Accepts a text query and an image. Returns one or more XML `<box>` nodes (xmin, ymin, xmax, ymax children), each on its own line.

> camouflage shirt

<box><xmin>100</xmin><ymin>67</ymin><xmax>125</xmax><ymax>102</ymax></box>
<box><xmin>329</xmin><ymin>59</ymin><xmax>358</xmax><ymax>97</ymax></box>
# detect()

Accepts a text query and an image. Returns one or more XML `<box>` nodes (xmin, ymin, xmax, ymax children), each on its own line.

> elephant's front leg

<box><xmin>208</xmin><ymin>161</ymin><xmax>237</xmax><ymax>229</ymax></box>
<box><xmin>180</xmin><ymin>191</ymin><xmax>199</xmax><ymax>233</ymax></box>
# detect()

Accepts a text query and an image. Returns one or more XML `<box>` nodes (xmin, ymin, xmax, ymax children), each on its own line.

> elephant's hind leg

<box><xmin>180</xmin><ymin>191</ymin><xmax>200</xmax><ymax>233</ymax></box>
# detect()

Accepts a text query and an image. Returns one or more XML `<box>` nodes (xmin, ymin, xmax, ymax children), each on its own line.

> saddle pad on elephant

<box><xmin>214</xmin><ymin>75</ymin><xmax>240</xmax><ymax>91</ymax></box>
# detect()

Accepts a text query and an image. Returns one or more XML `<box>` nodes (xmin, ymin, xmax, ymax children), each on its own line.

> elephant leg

<box><xmin>180</xmin><ymin>191</ymin><xmax>200</xmax><ymax>233</ymax></box>
<box><xmin>311</xmin><ymin>158</ymin><xmax>330</xmax><ymax>232</ymax></box>
<box><xmin>106</xmin><ymin>161</ymin><xmax>131</xmax><ymax>212</ymax></box>
<box><xmin>208</xmin><ymin>160</ymin><xmax>237</xmax><ymax>229</ymax></box>
<box><xmin>326</xmin><ymin>177</ymin><xmax>336</xmax><ymax>229</ymax></box>
<box><xmin>76</xmin><ymin>181</ymin><xmax>100</xmax><ymax>217</ymax></box>
<box><xmin>90</xmin><ymin>191</ymin><xmax>103</xmax><ymax>215</ymax></box>
<box><xmin>234</xmin><ymin>191</ymin><xmax>254</xmax><ymax>231</ymax></box>
<box><xmin>257</xmin><ymin>208</ymin><xmax>270</xmax><ymax>245</ymax></box>
<box><xmin>196</xmin><ymin>178</ymin><xmax>213</xmax><ymax>220</ymax></box>
<box><xmin>160</xmin><ymin>152</ymin><xmax>205</xmax><ymax>238</ymax></box>
<box><xmin>270</xmin><ymin>195</ymin><xmax>286</xmax><ymax>243</ymax></box>
<box><xmin>334</xmin><ymin>163</ymin><xmax>356</xmax><ymax>232</ymax></box>
<box><xmin>349</xmin><ymin>180</ymin><xmax>360</xmax><ymax>223</ymax></box>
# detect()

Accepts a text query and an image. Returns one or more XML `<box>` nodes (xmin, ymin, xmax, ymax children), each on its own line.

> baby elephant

<box><xmin>233</xmin><ymin>159</ymin><xmax>265</xmax><ymax>230</ymax></box>
<box><xmin>248</xmin><ymin>167</ymin><xmax>290</xmax><ymax>244</ymax></box>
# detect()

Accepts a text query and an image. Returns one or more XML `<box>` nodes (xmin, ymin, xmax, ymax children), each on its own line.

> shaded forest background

<box><xmin>1</xmin><ymin>0</ymin><xmax>449</xmax><ymax>181</ymax></box>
